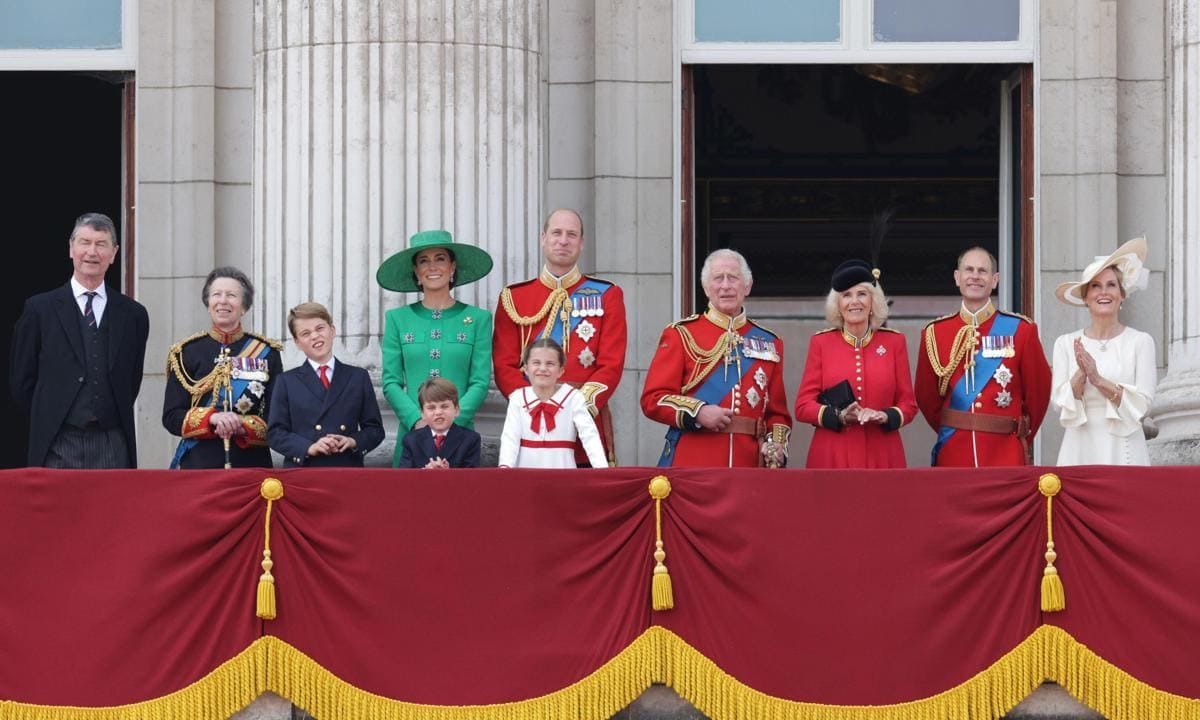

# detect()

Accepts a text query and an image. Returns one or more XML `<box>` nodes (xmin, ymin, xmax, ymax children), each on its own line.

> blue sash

<box><xmin>545</xmin><ymin>279</ymin><xmax>610</xmax><ymax>345</ymax></box>
<box><xmin>656</xmin><ymin>325</ymin><xmax>774</xmax><ymax>467</ymax></box>
<box><xmin>931</xmin><ymin>313</ymin><xmax>1019</xmax><ymax>465</ymax></box>
<box><xmin>170</xmin><ymin>336</ymin><xmax>274</xmax><ymax>469</ymax></box>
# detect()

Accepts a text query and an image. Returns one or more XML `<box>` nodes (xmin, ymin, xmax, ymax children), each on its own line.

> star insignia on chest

<box><xmin>993</xmin><ymin>363</ymin><xmax>1013</xmax><ymax>387</ymax></box>
<box><xmin>754</xmin><ymin>367</ymin><xmax>767</xmax><ymax>389</ymax></box>
<box><xmin>995</xmin><ymin>389</ymin><xmax>1013</xmax><ymax>408</ymax></box>
<box><xmin>746</xmin><ymin>386</ymin><xmax>761</xmax><ymax>409</ymax></box>
<box><xmin>876</xmin><ymin>345</ymin><xmax>887</xmax><ymax>356</ymax></box>
<box><xmin>248</xmin><ymin>381</ymin><xmax>264</xmax><ymax>398</ymax></box>
<box><xmin>236</xmin><ymin>396</ymin><xmax>253</xmax><ymax>413</ymax></box>
<box><xmin>578</xmin><ymin>346</ymin><xmax>596</xmax><ymax>368</ymax></box>
<box><xmin>575</xmin><ymin>319</ymin><xmax>596</xmax><ymax>343</ymax></box>
<box><xmin>403</xmin><ymin>332</ymin><xmax>415</xmax><ymax>343</ymax></box>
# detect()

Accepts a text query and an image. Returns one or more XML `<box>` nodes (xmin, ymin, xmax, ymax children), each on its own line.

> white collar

<box><xmin>307</xmin><ymin>356</ymin><xmax>337</xmax><ymax>374</ymax></box>
<box><xmin>70</xmin><ymin>277</ymin><xmax>107</xmax><ymax>300</ymax></box>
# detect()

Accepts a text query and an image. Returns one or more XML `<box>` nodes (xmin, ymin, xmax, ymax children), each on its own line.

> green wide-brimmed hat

<box><xmin>376</xmin><ymin>230</ymin><xmax>494</xmax><ymax>292</ymax></box>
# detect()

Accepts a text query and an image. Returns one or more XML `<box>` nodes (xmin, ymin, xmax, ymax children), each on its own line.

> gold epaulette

<box><xmin>667</xmin><ymin>313</ymin><xmax>701</xmax><ymax>329</ymax></box>
<box><xmin>244</xmin><ymin>331</ymin><xmax>283</xmax><ymax>351</ymax></box>
<box><xmin>924</xmin><ymin>312</ymin><xmax>958</xmax><ymax>329</ymax></box>
<box><xmin>813</xmin><ymin>327</ymin><xmax>839</xmax><ymax>335</ymax></box>
<box><xmin>165</xmin><ymin>330</ymin><xmax>209</xmax><ymax>364</ymax></box>
<box><xmin>877</xmin><ymin>326</ymin><xmax>904</xmax><ymax>334</ymax></box>
<box><xmin>998</xmin><ymin>309</ymin><xmax>1034</xmax><ymax>324</ymax></box>
<box><xmin>749</xmin><ymin>319</ymin><xmax>779</xmax><ymax>337</ymax></box>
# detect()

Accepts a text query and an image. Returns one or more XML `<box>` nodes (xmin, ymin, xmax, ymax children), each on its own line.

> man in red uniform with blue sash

<box><xmin>493</xmin><ymin>209</ymin><xmax>627</xmax><ymax>466</ymax></box>
<box><xmin>641</xmin><ymin>249</ymin><xmax>791</xmax><ymax>468</ymax></box>
<box><xmin>914</xmin><ymin>247</ymin><xmax>1051</xmax><ymax>467</ymax></box>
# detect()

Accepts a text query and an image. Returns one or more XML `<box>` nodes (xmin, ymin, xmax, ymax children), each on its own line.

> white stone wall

<box><xmin>1037</xmin><ymin>0</ymin><xmax>1168</xmax><ymax>463</ymax></box>
<box><xmin>545</xmin><ymin>0</ymin><xmax>676</xmax><ymax>466</ymax></box>
<box><xmin>135</xmin><ymin>0</ymin><xmax>257</xmax><ymax>468</ymax></box>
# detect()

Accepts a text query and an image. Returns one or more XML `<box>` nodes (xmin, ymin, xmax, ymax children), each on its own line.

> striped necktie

<box><xmin>83</xmin><ymin>292</ymin><xmax>97</xmax><ymax>328</ymax></box>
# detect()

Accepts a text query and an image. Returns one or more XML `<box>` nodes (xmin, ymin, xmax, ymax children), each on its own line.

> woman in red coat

<box><xmin>794</xmin><ymin>260</ymin><xmax>917</xmax><ymax>468</ymax></box>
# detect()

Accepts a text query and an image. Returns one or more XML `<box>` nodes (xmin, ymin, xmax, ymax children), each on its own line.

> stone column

<box><xmin>1148</xmin><ymin>0</ymin><xmax>1200</xmax><ymax>463</ymax></box>
<box><xmin>252</xmin><ymin>0</ymin><xmax>541</xmax><ymax>361</ymax></box>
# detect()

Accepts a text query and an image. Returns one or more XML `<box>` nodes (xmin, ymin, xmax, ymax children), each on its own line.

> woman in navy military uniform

<box><xmin>163</xmin><ymin>267</ymin><xmax>283</xmax><ymax>469</ymax></box>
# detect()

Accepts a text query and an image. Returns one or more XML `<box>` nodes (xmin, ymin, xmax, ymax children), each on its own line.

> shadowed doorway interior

<box><xmin>0</xmin><ymin>72</ymin><xmax>125</xmax><ymax>468</ymax></box>
<box><xmin>690</xmin><ymin>63</ymin><xmax>1020</xmax><ymax>304</ymax></box>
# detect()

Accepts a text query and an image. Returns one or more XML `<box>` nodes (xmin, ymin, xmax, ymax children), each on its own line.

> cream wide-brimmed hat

<box><xmin>1054</xmin><ymin>236</ymin><xmax>1149</xmax><ymax>307</ymax></box>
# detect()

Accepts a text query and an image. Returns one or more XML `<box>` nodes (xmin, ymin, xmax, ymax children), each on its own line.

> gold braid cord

<box><xmin>924</xmin><ymin>323</ymin><xmax>978</xmax><ymax>397</ymax></box>
<box><xmin>500</xmin><ymin>286</ymin><xmax>573</xmax><ymax>356</ymax></box>
<box><xmin>674</xmin><ymin>324</ymin><xmax>738</xmax><ymax>394</ymax></box>
<box><xmin>165</xmin><ymin>332</ymin><xmax>219</xmax><ymax>402</ymax></box>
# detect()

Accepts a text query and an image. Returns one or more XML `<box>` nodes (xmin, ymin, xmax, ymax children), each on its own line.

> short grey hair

<box><xmin>69</xmin><ymin>213</ymin><xmax>117</xmax><ymax>245</ymax></box>
<box><xmin>824</xmin><ymin>282</ymin><xmax>890</xmax><ymax>330</ymax></box>
<box><xmin>202</xmin><ymin>266</ymin><xmax>256</xmax><ymax>311</ymax></box>
<box><xmin>700</xmin><ymin>248</ymin><xmax>753</xmax><ymax>288</ymax></box>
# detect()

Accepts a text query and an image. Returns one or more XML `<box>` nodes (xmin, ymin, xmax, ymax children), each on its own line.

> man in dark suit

<box><xmin>10</xmin><ymin>213</ymin><xmax>150</xmax><ymax>468</ymax></box>
<box><xmin>396</xmin><ymin>378</ymin><xmax>482</xmax><ymax>469</ymax></box>
<box><xmin>267</xmin><ymin>302</ymin><xmax>385</xmax><ymax>467</ymax></box>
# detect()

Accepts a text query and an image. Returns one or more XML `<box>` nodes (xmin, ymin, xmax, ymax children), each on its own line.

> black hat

<box><xmin>831</xmin><ymin>259</ymin><xmax>876</xmax><ymax>292</ymax></box>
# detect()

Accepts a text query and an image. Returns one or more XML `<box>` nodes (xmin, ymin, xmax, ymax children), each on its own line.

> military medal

<box><xmin>578</xmin><ymin>346</ymin><xmax>596</xmax><ymax>368</ymax></box>
<box><xmin>572</xmin><ymin>288</ymin><xmax>604</xmax><ymax>317</ymax></box>
<box><xmin>575</xmin><ymin>319</ymin><xmax>596</xmax><ymax>343</ymax></box>
<box><xmin>742</xmin><ymin>336</ymin><xmax>780</xmax><ymax>362</ymax></box>
<box><xmin>993</xmin><ymin>363</ymin><xmax>1013</xmax><ymax>407</ymax></box>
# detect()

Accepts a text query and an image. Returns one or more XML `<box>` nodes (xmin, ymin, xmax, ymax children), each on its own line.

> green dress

<box><xmin>382</xmin><ymin>301</ymin><xmax>493</xmax><ymax>464</ymax></box>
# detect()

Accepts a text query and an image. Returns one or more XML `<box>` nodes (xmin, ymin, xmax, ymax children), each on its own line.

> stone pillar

<box><xmin>1148</xmin><ymin>0</ymin><xmax>1200</xmax><ymax>463</ymax></box>
<box><xmin>252</xmin><ymin>0</ymin><xmax>541</xmax><ymax>361</ymax></box>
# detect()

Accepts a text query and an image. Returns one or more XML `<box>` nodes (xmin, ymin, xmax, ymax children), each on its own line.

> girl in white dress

<box><xmin>498</xmin><ymin>338</ymin><xmax>608</xmax><ymax>469</ymax></box>
<box><xmin>1051</xmin><ymin>237</ymin><xmax>1157</xmax><ymax>465</ymax></box>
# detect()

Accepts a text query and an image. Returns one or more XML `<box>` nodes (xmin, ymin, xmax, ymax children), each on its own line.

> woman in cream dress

<box><xmin>1051</xmin><ymin>238</ymin><xmax>1156</xmax><ymax>465</ymax></box>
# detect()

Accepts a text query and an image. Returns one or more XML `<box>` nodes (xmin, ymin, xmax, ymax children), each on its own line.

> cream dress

<box><xmin>1051</xmin><ymin>327</ymin><xmax>1157</xmax><ymax>465</ymax></box>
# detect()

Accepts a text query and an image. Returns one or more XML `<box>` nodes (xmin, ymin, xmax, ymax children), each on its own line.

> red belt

<box><xmin>520</xmin><ymin>440</ymin><xmax>576</xmax><ymax>449</ymax></box>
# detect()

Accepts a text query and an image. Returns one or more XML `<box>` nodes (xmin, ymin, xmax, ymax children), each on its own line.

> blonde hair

<box><xmin>824</xmin><ymin>282</ymin><xmax>889</xmax><ymax>330</ymax></box>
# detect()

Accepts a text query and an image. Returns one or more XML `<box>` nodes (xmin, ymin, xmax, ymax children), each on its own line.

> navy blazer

<box><xmin>397</xmin><ymin>423</ymin><xmax>481</xmax><ymax>469</ymax></box>
<box><xmin>9</xmin><ymin>283</ymin><xmax>149</xmax><ymax>467</ymax></box>
<box><xmin>267</xmin><ymin>359</ymin><xmax>385</xmax><ymax>467</ymax></box>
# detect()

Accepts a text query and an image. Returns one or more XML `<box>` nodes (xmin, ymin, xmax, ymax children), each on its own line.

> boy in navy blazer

<box><xmin>268</xmin><ymin>303</ymin><xmax>384</xmax><ymax>467</ymax></box>
<box><xmin>397</xmin><ymin>378</ymin><xmax>481</xmax><ymax>469</ymax></box>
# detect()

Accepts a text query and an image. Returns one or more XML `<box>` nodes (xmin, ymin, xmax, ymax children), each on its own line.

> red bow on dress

<box><xmin>529</xmin><ymin>401</ymin><xmax>560</xmax><ymax>433</ymax></box>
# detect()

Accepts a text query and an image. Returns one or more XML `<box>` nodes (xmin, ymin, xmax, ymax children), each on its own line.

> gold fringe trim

<box><xmin>4</xmin><ymin>627</ymin><xmax>1200</xmax><ymax>720</ymax></box>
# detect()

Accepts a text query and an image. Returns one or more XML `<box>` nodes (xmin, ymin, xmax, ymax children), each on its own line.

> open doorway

<box><xmin>687</xmin><ymin>63</ymin><xmax>1029</xmax><ymax>307</ymax></box>
<box><xmin>0</xmin><ymin>71</ymin><xmax>127</xmax><ymax>467</ymax></box>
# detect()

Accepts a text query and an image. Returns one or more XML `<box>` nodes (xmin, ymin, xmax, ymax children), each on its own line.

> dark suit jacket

<box><xmin>267</xmin><ymin>359</ymin><xmax>385</xmax><ymax>467</ymax></box>
<box><xmin>397</xmin><ymin>423</ymin><xmax>481</xmax><ymax>469</ymax></box>
<box><xmin>9</xmin><ymin>282</ymin><xmax>150</xmax><ymax>467</ymax></box>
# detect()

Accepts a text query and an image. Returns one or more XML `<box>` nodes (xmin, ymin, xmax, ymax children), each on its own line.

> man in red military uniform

<box><xmin>641</xmin><ymin>249</ymin><xmax>791</xmax><ymax>468</ymax></box>
<box><xmin>493</xmin><ymin>209</ymin><xmax>627</xmax><ymax>466</ymax></box>
<box><xmin>914</xmin><ymin>247</ymin><xmax>1051</xmax><ymax>467</ymax></box>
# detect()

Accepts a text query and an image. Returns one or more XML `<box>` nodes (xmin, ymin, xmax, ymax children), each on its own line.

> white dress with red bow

<box><xmin>498</xmin><ymin>384</ymin><xmax>608</xmax><ymax>469</ymax></box>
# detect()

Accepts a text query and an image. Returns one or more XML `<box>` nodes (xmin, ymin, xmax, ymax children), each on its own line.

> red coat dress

<box><xmin>794</xmin><ymin>327</ymin><xmax>918</xmax><ymax>469</ymax></box>
<box><xmin>493</xmin><ymin>266</ymin><xmax>627</xmax><ymax>465</ymax></box>
<box><xmin>641</xmin><ymin>307</ymin><xmax>792</xmax><ymax>468</ymax></box>
<box><xmin>913</xmin><ymin>303</ymin><xmax>1051</xmax><ymax>467</ymax></box>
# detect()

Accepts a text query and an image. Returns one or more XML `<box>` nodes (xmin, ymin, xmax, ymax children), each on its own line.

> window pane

<box><xmin>0</xmin><ymin>0</ymin><xmax>122</xmax><ymax>49</ymax></box>
<box><xmin>696</xmin><ymin>0</ymin><xmax>839</xmax><ymax>43</ymax></box>
<box><xmin>874</xmin><ymin>0</ymin><xmax>1018</xmax><ymax>42</ymax></box>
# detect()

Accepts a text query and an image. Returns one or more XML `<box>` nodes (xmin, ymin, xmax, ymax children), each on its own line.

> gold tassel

<box><xmin>648</xmin><ymin>475</ymin><xmax>674</xmax><ymax>611</ymax></box>
<box><xmin>257</xmin><ymin>477</ymin><xmax>285</xmax><ymax>620</ymax></box>
<box><xmin>1038</xmin><ymin>473</ymin><xmax>1065</xmax><ymax>612</ymax></box>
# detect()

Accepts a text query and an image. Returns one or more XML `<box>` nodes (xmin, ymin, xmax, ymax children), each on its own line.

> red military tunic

<box><xmin>794</xmin><ymin>326</ymin><xmax>918</xmax><ymax>469</ymax></box>
<box><xmin>494</xmin><ymin>265</ymin><xmax>627</xmax><ymax>465</ymax></box>
<box><xmin>914</xmin><ymin>302</ymin><xmax>1051</xmax><ymax>467</ymax></box>
<box><xmin>641</xmin><ymin>307</ymin><xmax>792</xmax><ymax>468</ymax></box>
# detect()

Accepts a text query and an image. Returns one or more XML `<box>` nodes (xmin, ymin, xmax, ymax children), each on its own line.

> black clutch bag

<box><xmin>817</xmin><ymin>379</ymin><xmax>855</xmax><ymax>411</ymax></box>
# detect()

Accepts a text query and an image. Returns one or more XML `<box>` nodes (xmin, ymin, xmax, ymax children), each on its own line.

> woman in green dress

<box><xmin>377</xmin><ymin>230</ymin><xmax>494</xmax><ymax>465</ymax></box>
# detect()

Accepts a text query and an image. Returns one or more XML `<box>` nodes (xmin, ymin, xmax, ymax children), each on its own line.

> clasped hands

<box><xmin>1071</xmin><ymin>337</ymin><xmax>1121</xmax><ymax>404</ymax></box>
<box><xmin>838</xmin><ymin>401</ymin><xmax>888</xmax><ymax>426</ymax></box>
<box><xmin>306</xmin><ymin>434</ymin><xmax>358</xmax><ymax>457</ymax></box>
